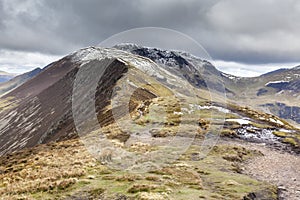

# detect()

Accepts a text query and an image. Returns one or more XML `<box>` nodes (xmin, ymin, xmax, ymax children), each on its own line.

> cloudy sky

<box><xmin>1</xmin><ymin>0</ymin><xmax>300</xmax><ymax>76</ymax></box>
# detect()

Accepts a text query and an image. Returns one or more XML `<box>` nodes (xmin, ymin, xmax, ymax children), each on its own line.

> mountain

<box><xmin>0</xmin><ymin>70</ymin><xmax>16</xmax><ymax>83</ymax></box>
<box><xmin>0</xmin><ymin>68</ymin><xmax>42</xmax><ymax>97</ymax></box>
<box><xmin>236</xmin><ymin>65</ymin><xmax>300</xmax><ymax>97</ymax></box>
<box><xmin>1</xmin><ymin>46</ymin><xmax>209</xmax><ymax>155</ymax></box>
<box><xmin>114</xmin><ymin>43</ymin><xmax>234</xmax><ymax>94</ymax></box>
<box><xmin>223</xmin><ymin>65</ymin><xmax>300</xmax><ymax>125</ymax></box>
<box><xmin>0</xmin><ymin>45</ymin><xmax>299</xmax><ymax>155</ymax></box>
<box><xmin>0</xmin><ymin>45</ymin><xmax>299</xmax><ymax>199</ymax></box>
<box><xmin>114</xmin><ymin>44</ymin><xmax>300</xmax><ymax>126</ymax></box>
<box><xmin>0</xmin><ymin>54</ymin><xmax>81</xmax><ymax>155</ymax></box>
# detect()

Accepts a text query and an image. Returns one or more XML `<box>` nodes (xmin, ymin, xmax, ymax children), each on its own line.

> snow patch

<box><xmin>269</xmin><ymin>118</ymin><xmax>284</xmax><ymax>125</ymax></box>
<box><xmin>278</xmin><ymin>129</ymin><xmax>294</xmax><ymax>133</ymax></box>
<box><xmin>265</xmin><ymin>80</ymin><xmax>290</xmax><ymax>86</ymax></box>
<box><xmin>226</xmin><ymin>119</ymin><xmax>251</xmax><ymax>125</ymax></box>
<box><xmin>237</xmin><ymin>128</ymin><xmax>279</xmax><ymax>142</ymax></box>
<box><xmin>189</xmin><ymin>104</ymin><xmax>231</xmax><ymax>113</ymax></box>
<box><xmin>222</xmin><ymin>73</ymin><xmax>237</xmax><ymax>80</ymax></box>
<box><xmin>174</xmin><ymin>111</ymin><xmax>183</xmax><ymax>115</ymax></box>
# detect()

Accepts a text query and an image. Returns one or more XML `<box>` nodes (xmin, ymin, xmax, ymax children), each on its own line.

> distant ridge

<box><xmin>0</xmin><ymin>70</ymin><xmax>16</xmax><ymax>83</ymax></box>
<box><xmin>0</xmin><ymin>68</ymin><xmax>42</xmax><ymax>96</ymax></box>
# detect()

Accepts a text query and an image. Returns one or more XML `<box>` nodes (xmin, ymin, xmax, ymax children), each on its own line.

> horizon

<box><xmin>1</xmin><ymin>0</ymin><xmax>300</xmax><ymax>77</ymax></box>
<box><xmin>1</xmin><ymin>44</ymin><xmax>299</xmax><ymax>78</ymax></box>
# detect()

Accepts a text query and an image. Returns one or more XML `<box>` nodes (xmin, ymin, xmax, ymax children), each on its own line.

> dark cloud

<box><xmin>0</xmin><ymin>0</ymin><xmax>300</xmax><ymax>65</ymax></box>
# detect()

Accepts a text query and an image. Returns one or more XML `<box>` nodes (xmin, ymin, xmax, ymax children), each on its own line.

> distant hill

<box><xmin>0</xmin><ymin>70</ymin><xmax>16</xmax><ymax>83</ymax></box>
<box><xmin>0</xmin><ymin>68</ymin><xmax>42</xmax><ymax>96</ymax></box>
<box><xmin>221</xmin><ymin>65</ymin><xmax>300</xmax><ymax>125</ymax></box>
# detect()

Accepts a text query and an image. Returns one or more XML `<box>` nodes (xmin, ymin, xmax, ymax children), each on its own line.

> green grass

<box><xmin>0</xmin><ymin>142</ymin><xmax>278</xmax><ymax>200</ymax></box>
<box><xmin>272</xmin><ymin>131</ymin><xmax>288</xmax><ymax>137</ymax></box>
<box><xmin>283</xmin><ymin>137</ymin><xmax>298</xmax><ymax>147</ymax></box>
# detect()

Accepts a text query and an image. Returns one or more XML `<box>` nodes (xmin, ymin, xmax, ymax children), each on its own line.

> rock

<box><xmin>278</xmin><ymin>185</ymin><xmax>287</xmax><ymax>191</ymax></box>
<box><xmin>243</xmin><ymin>192</ymin><xmax>256</xmax><ymax>200</ymax></box>
<box><xmin>137</xmin><ymin>192</ymin><xmax>168</xmax><ymax>200</ymax></box>
<box><xmin>222</xmin><ymin>154</ymin><xmax>242</xmax><ymax>162</ymax></box>
<box><xmin>57</xmin><ymin>178</ymin><xmax>77</xmax><ymax>189</ymax></box>
<box><xmin>114</xmin><ymin>194</ymin><xmax>129</xmax><ymax>200</ymax></box>
<box><xmin>87</xmin><ymin>175</ymin><xmax>95</xmax><ymax>179</ymax></box>
<box><xmin>222</xmin><ymin>180</ymin><xmax>241</xmax><ymax>186</ymax></box>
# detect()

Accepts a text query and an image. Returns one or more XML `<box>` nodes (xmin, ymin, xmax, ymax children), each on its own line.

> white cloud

<box><xmin>214</xmin><ymin>60</ymin><xmax>299</xmax><ymax>77</ymax></box>
<box><xmin>0</xmin><ymin>49</ymin><xmax>61</xmax><ymax>74</ymax></box>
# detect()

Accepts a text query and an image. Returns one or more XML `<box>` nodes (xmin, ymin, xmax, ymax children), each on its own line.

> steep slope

<box><xmin>0</xmin><ymin>56</ymin><xmax>120</xmax><ymax>155</ymax></box>
<box><xmin>0</xmin><ymin>68</ymin><xmax>42</xmax><ymax>97</ymax></box>
<box><xmin>0</xmin><ymin>55</ymin><xmax>87</xmax><ymax>155</ymax></box>
<box><xmin>3</xmin><ymin>58</ymin><xmax>78</xmax><ymax>100</ymax></box>
<box><xmin>0</xmin><ymin>46</ymin><xmax>207</xmax><ymax>155</ymax></box>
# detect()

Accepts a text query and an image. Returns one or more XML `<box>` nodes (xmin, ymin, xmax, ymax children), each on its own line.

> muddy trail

<box><xmin>219</xmin><ymin>138</ymin><xmax>300</xmax><ymax>200</ymax></box>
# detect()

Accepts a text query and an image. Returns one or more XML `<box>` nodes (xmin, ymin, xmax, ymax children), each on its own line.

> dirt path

<box><xmin>219</xmin><ymin>139</ymin><xmax>300</xmax><ymax>200</ymax></box>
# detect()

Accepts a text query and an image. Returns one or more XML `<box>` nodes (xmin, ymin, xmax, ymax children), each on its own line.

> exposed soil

<box><xmin>220</xmin><ymin>138</ymin><xmax>300</xmax><ymax>200</ymax></box>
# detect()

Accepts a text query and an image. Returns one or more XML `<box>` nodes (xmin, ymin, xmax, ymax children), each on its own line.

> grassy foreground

<box><xmin>0</xmin><ymin>139</ymin><xmax>277</xmax><ymax>200</ymax></box>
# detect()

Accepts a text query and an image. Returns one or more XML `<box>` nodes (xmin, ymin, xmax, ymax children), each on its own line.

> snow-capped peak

<box><xmin>69</xmin><ymin>46</ymin><xmax>188</xmax><ymax>84</ymax></box>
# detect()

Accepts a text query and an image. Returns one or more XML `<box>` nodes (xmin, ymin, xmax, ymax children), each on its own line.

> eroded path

<box><xmin>220</xmin><ymin>139</ymin><xmax>300</xmax><ymax>200</ymax></box>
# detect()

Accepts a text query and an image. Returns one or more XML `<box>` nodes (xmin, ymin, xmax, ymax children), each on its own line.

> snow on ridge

<box><xmin>265</xmin><ymin>80</ymin><xmax>290</xmax><ymax>86</ymax></box>
<box><xmin>114</xmin><ymin>43</ymin><xmax>209</xmax><ymax>64</ymax></box>
<box><xmin>71</xmin><ymin>46</ymin><xmax>154</xmax><ymax>67</ymax></box>
<box><xmin>113</xmin><ymin>43</ymin><xmax>144</xmax><ymax>51</ymax></box>
<box><xmin>70</xmin><ymin>46</ymin><xmax>186</xmax><ymax>84</ymax></box>
<box><xmin>221</xmin><ymin>72</ymin><xmax>239</xmax><ymax>80</ymax></box>
<box><xmin>189</xmin><ymin>104</ymin><xmax>231</xmax><ymax>113</ymax></box>
<box><xmin>70</xmin><ymin>45</ymin><xmax>219</xmax><ymax>77</ymax></box>
<box><xmin>293</xmin><ymin>65</ymin><xmax>300</xmax><ymax>70</ymax></box>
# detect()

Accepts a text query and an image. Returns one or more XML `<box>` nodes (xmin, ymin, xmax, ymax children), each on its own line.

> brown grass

<box><xmin>0</xmin><ymin>139</ymin><xmax>97</xmax><ymax>196</ymax></box>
